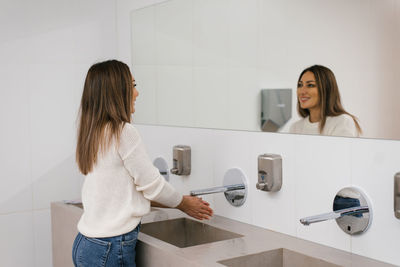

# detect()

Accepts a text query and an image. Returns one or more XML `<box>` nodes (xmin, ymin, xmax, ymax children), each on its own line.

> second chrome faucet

<box><xmin>300</xmin><ymin>205</ymin><xmax>369</xmax><ymax>226</ymax></box>
<box><xmin>299</xmin><ymin>187</ymin><xmax>372</xmax><ymax>235</ymax></box>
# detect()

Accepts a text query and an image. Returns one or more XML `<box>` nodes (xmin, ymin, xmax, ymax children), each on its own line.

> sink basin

<box><xmin>218</xmin><ymin>248</ymin><xmax>342</xmax><ymax>267</ymax></box>
<box><xmin>140</xmin><ymin>218</ymin><xmax>243</xmax><ymax>248</ymax></box>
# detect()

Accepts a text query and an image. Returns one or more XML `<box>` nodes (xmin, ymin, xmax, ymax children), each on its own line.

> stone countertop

<box><xmin>52</xmin><ymin>202</ymin><xmax>395</xmax><ymax>267</ymax></box>
<box><xmin>138</xmin><ymin>208</ymin><xmax>395</xmax><ymax>267</ymax></box>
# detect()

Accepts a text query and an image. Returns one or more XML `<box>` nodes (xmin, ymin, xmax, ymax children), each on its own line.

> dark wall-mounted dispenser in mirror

<box><xmin>260</xmin><ymin>89</ymin><xmax>292</xmax><ymax>132</ymax></box>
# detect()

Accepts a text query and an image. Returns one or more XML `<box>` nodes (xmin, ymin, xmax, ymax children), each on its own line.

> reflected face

<box><xmin>131</xmin><ymin>76</ymin><xmax>139</xmax><ymax>113</ymax></box>
<box><xmin>297</xmin><ymin>71</ymin><xmax>319</xmax><ymax>111</ymax></box>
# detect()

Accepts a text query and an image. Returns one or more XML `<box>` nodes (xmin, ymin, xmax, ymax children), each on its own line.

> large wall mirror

<box><xmin>130</xmin><ymin>0</ymin><xmax>400</xmax><ymax>140</ymax></box>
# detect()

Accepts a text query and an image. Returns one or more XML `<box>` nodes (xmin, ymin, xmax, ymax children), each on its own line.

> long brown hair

<box><xmin>76</xmin><ymin>60</ymin><xmax>133</xmax><ymax>174</ymax></box>
<box><xmin>297</xmin><ymin>65</ymin><xmax>362</xmax><ymax>134</ymax></box>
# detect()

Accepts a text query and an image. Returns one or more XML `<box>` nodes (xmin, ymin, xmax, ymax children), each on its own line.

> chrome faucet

<box><xmin>299</xmin><ymin>206</ymin><xmax>369</xmax><ymax>226</ymax></box>
<box><xmin>191</xmin><ymin>168</ymin><xmax>248</xmax><ymax>207</ymax></box>
<box><xmin>190</xmin><ymin>184</ymin><xmax>245</xmax><ymax>196</ymax></box>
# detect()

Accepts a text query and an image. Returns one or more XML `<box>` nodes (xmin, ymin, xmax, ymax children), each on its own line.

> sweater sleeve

<box><xmin>118</xmin><ymin>123</ymin><xmax>183</xmax><ymax>208</ymax></box>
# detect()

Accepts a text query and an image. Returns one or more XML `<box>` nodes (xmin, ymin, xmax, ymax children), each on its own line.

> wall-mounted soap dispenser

<box><xmin>256</xmin><ymin>154</ymin><xmax>282</xmax><ymax>192</ymax></box>
<box><xmin>170</xmin><ymin>145</ymin><xmax>191</xmax><ymax>176</ymax></box>
<box><xmin>395</xmin><ymin>173</ymin><xmax>400</xmax><ymax>219</ymax></box>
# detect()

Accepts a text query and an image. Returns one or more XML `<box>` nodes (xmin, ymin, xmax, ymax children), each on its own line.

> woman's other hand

<box><xmin>177</xmin><ymin>195</ymin><xmax>213</xmax><ymax>220</ymax></box>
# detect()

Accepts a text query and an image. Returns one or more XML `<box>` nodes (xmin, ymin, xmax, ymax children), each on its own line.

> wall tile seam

<box><xmin>0</xmin><ymin>208</ymin><xmax>49</xmax><ymax>216</ymax></box>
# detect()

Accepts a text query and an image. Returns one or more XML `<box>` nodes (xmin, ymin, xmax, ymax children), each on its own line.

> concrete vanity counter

<box><xmin>51</xmin><ymin>202</ymin><xmax>394</xmax><ymax>267</ymax></box>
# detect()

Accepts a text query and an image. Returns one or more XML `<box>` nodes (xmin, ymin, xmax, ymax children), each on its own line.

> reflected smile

<box><xmin>299</xmin><ymin>97</ymin><xmax>310</xmax><ymax>103</ymax></box>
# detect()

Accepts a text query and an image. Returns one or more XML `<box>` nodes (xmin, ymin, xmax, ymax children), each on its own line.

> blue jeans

<box><xmin>72</xmin><ymin>224</ymin><xmax>140</xmax><ymax>267</ymax></box>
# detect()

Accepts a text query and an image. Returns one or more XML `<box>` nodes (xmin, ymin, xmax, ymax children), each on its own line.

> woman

<box><xmin>72</xmin><ymin>60</ymin><xmax>213</xmax><ymax>267</ymax></box>
<box><xmin>290</xmin><ymin>65</ymin><xmax>362</xmax><ymax>137</ymax></box>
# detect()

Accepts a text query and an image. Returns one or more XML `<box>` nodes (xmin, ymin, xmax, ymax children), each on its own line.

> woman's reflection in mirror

<box><xmin>289</xmin><ymin>65</ymin><xmax>362</xmax><ymax>137</ymax></box>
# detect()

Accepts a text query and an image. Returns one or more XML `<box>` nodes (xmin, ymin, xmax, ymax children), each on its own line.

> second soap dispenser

<box><xmin>170</xmin><ymin>145</ymin><xmax>191</xmax><ymax>176</ymax></box>
<box><xmin>256</xmin><ymin>154</ymin><xmax>282</xmax><ymax>192</ymax></box>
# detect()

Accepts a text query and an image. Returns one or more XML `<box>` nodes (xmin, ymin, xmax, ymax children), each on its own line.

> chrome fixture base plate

<box><xmin>334</xmin><ymin>187</ymin><xmax>372</xmax><ymax>235</ymax></box>
<box><xmin>223</xmin><ymin>168</ymin><xmax>248</xmax><ymax>207</ymax></box>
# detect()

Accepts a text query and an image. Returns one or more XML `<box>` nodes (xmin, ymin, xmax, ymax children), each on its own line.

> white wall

<box><xmin>0</xmin><ymin>0</ymin><xmax>117</xmax><ymax>266</ymax></box>
<box><xmin>125</xmin><ymin>0</ymin><xmax>400</xmax><ymax>140</ymax></box>
<box><xmin>119</xmin><ymin>0</ymin><xmax>400</xmax><ymax>266</ymax></box>
<box><xmin>136</xmin><ymin>124</ymin><xmax>400</xmax><ymax>266</ymax></box>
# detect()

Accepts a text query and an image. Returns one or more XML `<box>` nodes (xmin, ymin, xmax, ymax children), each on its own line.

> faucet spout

<box><xmin>300</xmin><ymin>206</ymin><xmax>369</xmax><ymax>226</ymax></box>
<box><xmin>190</xmin><ymin>184</ymin><xmax>245</xmax><ymax>196</ymax></box>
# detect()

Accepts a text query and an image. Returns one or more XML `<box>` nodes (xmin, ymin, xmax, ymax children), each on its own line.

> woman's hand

<box><xmin>177</xmin><ymin>195</ymin><xmax>213</xmax><ymax>220</ymax></box>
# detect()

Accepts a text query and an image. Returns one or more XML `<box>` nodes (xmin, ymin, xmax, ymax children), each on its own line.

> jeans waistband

<box><xmin>84</xmin><ymin>222</ymin><xmax>141</xmax><ymax>243</ymax></box>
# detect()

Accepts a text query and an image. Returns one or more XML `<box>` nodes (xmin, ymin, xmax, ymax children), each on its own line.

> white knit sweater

<box><xmin>77</xmin><ymin>123</ymin><xmax>182</xmax><ymax>238</ymax></box>
<box><xmin>289</xmin><ymin>114</ymin><xmax>359</xmax><ymax>137</ymax></box>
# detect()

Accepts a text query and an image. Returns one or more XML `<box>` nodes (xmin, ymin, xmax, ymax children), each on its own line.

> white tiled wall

<box><xmin>227</xmin><ymin>0</ymin><xmax>258</xmax><ymax>68</ymax></box>
<box><xmin>155</xmin><ymin>0</ymin><xmax>193</xmax><ymax>66</ymax></box>
<box><xmin>350</xmin><ymin>139</ymin><xmax>400</xmax><ymax>265</ymax></box>
<box><xmin>33</xmin><ymin>209</ymin><xmax>52</xmax><ymax>267</ymax></box>
<box><xmin>136</xmin><ymin>124</ymin><xmax>400</xmax><ymax>266</ymax></box>
<box><xmin>156</xmin><ymin>66</ymin><xmax>194</xmax><ymax>126</ymax></box>
<box><xmin>130</xmin><ymin>6</ymin><xmax>156</xmax><ymax>66</ymax></box>
<box><xmin>193</xmin><ymin>67</ymin><xmax>228</xmax><ymax>128</ymax></box>
<box><xmin>249</xmin><ymin>132</ymin><xmax>296</xmax><ymax>237</ymax></box>
<box><xmin>0</xmin><ymin>1</ymin><xmax>117</xmax><ymax>266</ymax></box>
<box><xmin>0</xmin><ymin>212</ymin><xmax>35</xmax><ymax>267</ymax></box>
<box><xmin>226</xmin><ymin>67</ymin><xmax>259</xmax><ymax>131</ymax></box>
<box><xmin>132</xmin><ymin>66</ymin><xmax>158</xmax><ymax>124</ymax></box>
<box><xmin>293</xmin><ymin>134</ymin><xmax>353</xmax><ymax>251</ymax></box>
<box><xmin>0</xmin><ymin>63</ymin><xmax>32</xmax><ymax>214</ymax></box>
<box><xmin>212</xmin><ymin>130</ymin><xmax>253</xmax><ymax>225</ymax></box>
